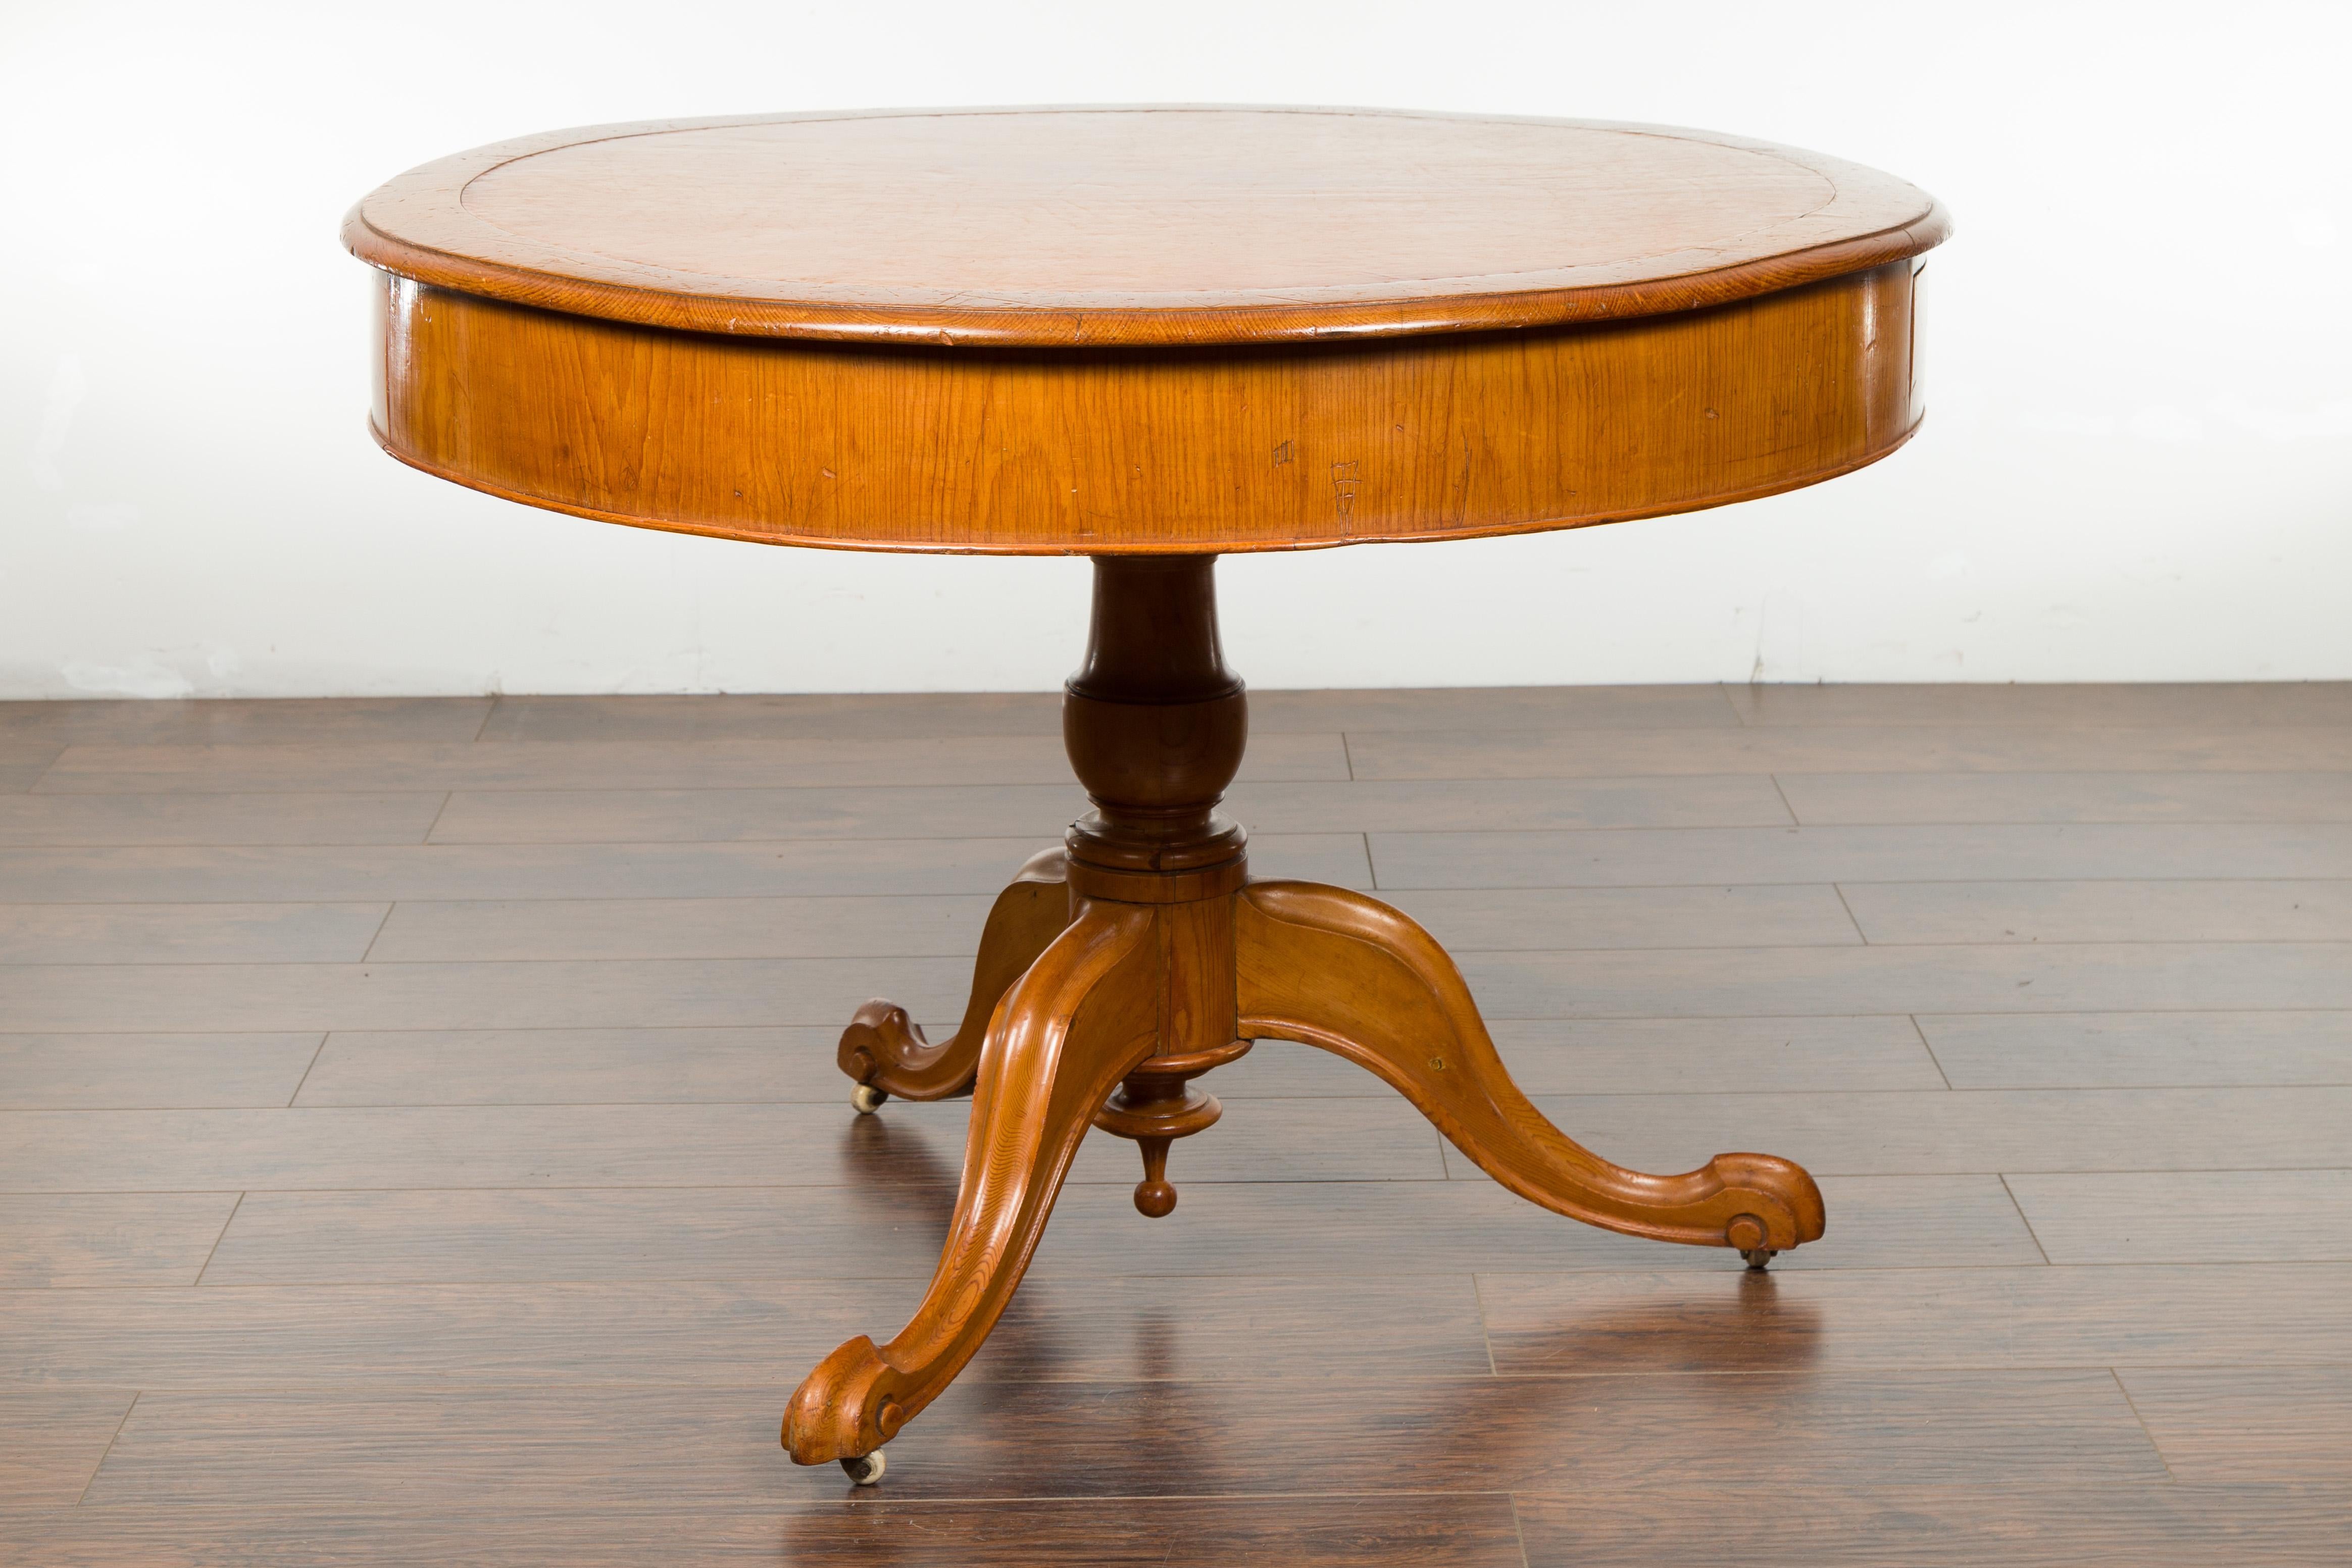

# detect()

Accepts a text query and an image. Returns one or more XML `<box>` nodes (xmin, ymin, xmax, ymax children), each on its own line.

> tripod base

<box><xmin>783</xmin><ymin>854</ymin><xmax>1825</xmax><ymax>1470</ymax></box>
<box><xmin>782</xmin><ymin>557</ymin><xmax>1825</xmax><ymax>1473</ymax></box>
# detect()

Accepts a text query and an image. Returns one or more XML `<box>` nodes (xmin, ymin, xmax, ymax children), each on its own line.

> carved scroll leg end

<box><xmin>838</xmin><ymin>999</ymin><xmax>917</xmax><ymax>1087</ymax></box>
<box><xmin>782</xmin><ymin>1335</ymin><xmax>909</xmax><ymax>1466</ymax></box>
<box><xmin>841</xmin><ymin>998</ymin><xmax>973</xmax><ymax>1106</ymax></box>
<box><xmin>1709</xmin><ymin>1152</ymin><xmax>1827</xmax><ymax>1269</ymax></box>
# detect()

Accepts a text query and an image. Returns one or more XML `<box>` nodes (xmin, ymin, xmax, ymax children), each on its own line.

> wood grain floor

<box><xmin>3</xmin><ymin>683</ymin><xmax>2349</xmax><ymax>1565</ymax></box>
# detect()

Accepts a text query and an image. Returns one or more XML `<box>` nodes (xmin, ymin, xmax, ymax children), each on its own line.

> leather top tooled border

<box><xmin>343</xmin><ymin>106</ymin><xmax>1950</xmax><ymax>349</ymax></box>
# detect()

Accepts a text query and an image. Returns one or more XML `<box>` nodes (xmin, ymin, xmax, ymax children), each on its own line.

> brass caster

<box><xmin>839</xmin><ymin>1449</ymin><xmax>886</xmax><ymax>1486</ymax></box>
<box><xmin>1726</xmin><ymin>1212</ymin><xmax>1777</xmax><ymax>1271</ymax></box>
<box><xmin>850</xmin><ymin>1084</ymin><xmax>888</xmax><ymax>1115</ymax></box>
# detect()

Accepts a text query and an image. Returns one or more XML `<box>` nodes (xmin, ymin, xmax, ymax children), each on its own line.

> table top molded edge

<box><xmin>343</xmin><ymin>105</ymin><xmax>1950</xmax><ymax>349</ymax></box>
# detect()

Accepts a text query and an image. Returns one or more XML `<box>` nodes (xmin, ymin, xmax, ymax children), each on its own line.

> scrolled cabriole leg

<box><xmin>784</xmin><ymin>900</ymin><xmax>1160</xmax><ymax>1469</ymax></box>
<box><xmin>836</xmin><ymin>847</ymin><xmax>1072</xmax><ymax>1106</ymax></box>
<box><xmin>1234</xmin><ymin>881</ymin><xmax>1826</xmax><ymax>1259</ymax></box>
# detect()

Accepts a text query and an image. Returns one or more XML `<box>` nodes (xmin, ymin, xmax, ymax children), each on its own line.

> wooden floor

<box><xmin>4</xmin><ymin>683</ymin><xmax>2350</xmax><ymax>1565</ymax></box>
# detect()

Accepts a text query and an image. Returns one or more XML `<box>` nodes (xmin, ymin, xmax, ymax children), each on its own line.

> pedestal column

<box><xmin>1063</xmin><ymin>556</ymin><xmax>1253</xmax><ymax>1213</ymax></box>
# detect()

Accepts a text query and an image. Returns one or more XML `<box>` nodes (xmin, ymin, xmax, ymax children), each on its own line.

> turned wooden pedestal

<box><xmin>783</xmin><ymin>555</ymin><xmax>1827</xmax><ymax>1471</ymax></box>
<box><xmin>346</xmin><ymin>105</ymin><xmax>1946</xmax><ymax>1484</ymax></box>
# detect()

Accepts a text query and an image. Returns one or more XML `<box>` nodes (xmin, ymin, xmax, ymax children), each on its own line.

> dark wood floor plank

<box><xmin>0</xmin><ymin>1095</ymin><xmax>1439</xmax><ymax>1194</ymax></box>
<box><xmin>0</xmin><ymin>1034</ymin><xmax>323</xmax><ymax>1108</ymax></box>
<box><xmin>425</xmin><ymin>775</ymin><xmax>1793</xmax><ymax>846</ymax></box>
<box><xmin>0</xmin><ymin>697</ymin><xmax>493</xmax><ymax>747</ymax></box>
<box><xmin>1442</xmin><ymin>1087</ymin><xmax>2352</xmax><ymax>1178</ymax></box>
<box><xmin>2</xmin><ymin>1104</ymin><xmax>943</xmax><ymax>1194</ymax></box>
<box><xmin>478</xmin><ymin>690</ymin><xmax>1064</xmax><ymax>743</ymax></box>
<box><xmin>1368</xmin><ymin>823</ymin><xmax>2352</xmax><ymax>888</ymax></box>
<box><xmin>366</xmin><ymin>896</ymin><xmax>1000</xmax><ymax>963</ymax></box>
<box><xmin>284</xmin><ymin>1019</ymin><xmax>1945</xmax><ymax>1107</ymax></box>
<box><xmin>1919</xmin><ymin>1010</ymin><xmax>2352</xmax><ymax>1089</ymax></box>
<box><xmin>0</xmin><ymin>904</ymin><xmax>389</xmax><ymax>966</ymax></box>
<box><xmin>2007</xmin><ymin>1170</ymin><xmax>2352</xmax><ymax>1263</ymax></box>
<box><xmin>0</xmin><ymin>839</ymin><xmax>1044</xmax><ymax>904</ymax></box>
<box><xmin>1349</xmin><ymin>724</ymin><xmax>2352</xmax><ymax>779</ymax></box>
<box><xmin>1452</xmin><ymin>940</ymin><xmax>2352</xmax><ymax>1017</ymax></box>
<box><xmin>1381</xmin><ymin>884</ymin><xmax>1860</xmax><ymax>951</ymax></box>
<box><xmin>33</xmin><ymin>732</ymin><xmax>1346</xmax><ymax>794</ymax></box>
<box><xmin>0</xmin><ymin>832</ymin><xmax>1372</xmax><ymax>904</ymax></box>
<box><xmin>293</xmin><ymin>1026</ymin><xmax>851</xmax><ymax>1105</ymax></box>
<box><xmin>0</xmin><ymin>747</ymin><xmax>61</xmax><ymax>793</ymax></box>
<box><xmin>0</xmin><ymin>1388</ymin><xmax>137</xmax><ymax>1505</ymax></box>
<box><xmin>1312</xmin><ymin>775</ymin><xmax>1787</xmax><ymax>833</ymax></box>
<box><xmin>0</xmin><ymin>955</ymin><xmax>972</xmax><ymax>1032</ymax></box>
<box><xmin>362</xmin><ymin>885</ymin><xmax>1859</xmax><ymax>966</ymax></box>
<box><xmin>1842</xmin><ymin>879</ymin><xmax>2352</xmax><ymax>944</ymax></box>
<box><xmin>1515</xmin><ymin>1484</ymin><xmax>2352</xmax><ymax>1567</ymax></box>
<box><xmin>0</xmin><ymin>1495</ymin><xmax>1529</xmax><ymax>1567</ymax></box>
<box><xmin>0</xmin><ymin>1194</ymin><xmax>239</xmax><ymax>1286</ymax></box>
<box><xmin>427</xmin><ymin>783</ymin><xmax>1091</xmax><ymax>845</ymax></box>
<box><xmin>1250</xmin><ymin>1018</ymin><xmax>1947</xmax><ymax>1095</ymax></box>
<box><xmin>2119</xmin><ymin>1367</ymin><xmax>2352</xmax><ymax>1483</ymax></box>
<box><xmin>0</xmin><ymin>1275</ymin><xmax>1490</xmax><ymax>1389</ymax></box>
<box><xmin>1727</xmin><ymin>680</ymin><xmax>2352</xmax><ymax>729</ymax></box>
<box><xmin>0</xmin><ymin>792</ymin><xmax>447</xmax><ymax>848</ymax></box>
<box><xmin>195</xmin><ymin>1175</ymin><xmax>2040</xmax><ymax>1285</ymax></box>
<box><xmin>1260</xmin><ymin>683</ymin><xmax>1741</xmax><ymax>732</ymax></box>
<box><xmin>1478</xmin><ymin>1262</ymin><xmax>2352</xmax><ymax>1373</ymax></box>
<box><xmin>73</xmin><ymin>1371</ymin><xmax>2166</xmax><ymax>1506</ymax></box>
<box><xmin>1781</xmin><ymin>770</ymin><xmax>2352</xmax><ymax>825</ymax></box>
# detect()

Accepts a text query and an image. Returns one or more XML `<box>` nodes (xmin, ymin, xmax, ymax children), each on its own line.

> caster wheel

<box><xmin>840</xmin><ymin>1449</ymin><xmax>886</xmax><ymax>1486</ymax></box>
<box><xmin>850</xmin><ymin>1084</ymin><xmax>888</xmax><ymax>1115</ymax></box>
<box><xmin>1725</xmin><ymin>1213</ymin><xmax>1775</xmax><ymax>1271</ymax></box>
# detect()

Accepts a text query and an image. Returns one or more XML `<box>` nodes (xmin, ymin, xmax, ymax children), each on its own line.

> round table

<box><xmin>346</xmin><ymin>106</ymin><xmax>1947</xmax><ymax>1484</ymax></box>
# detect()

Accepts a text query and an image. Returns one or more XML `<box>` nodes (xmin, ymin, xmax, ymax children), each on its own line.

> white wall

<box><xmin>4</xmin><ymin>0</ymin><xmax>2347</xmax><ymax>698</ymax></box>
